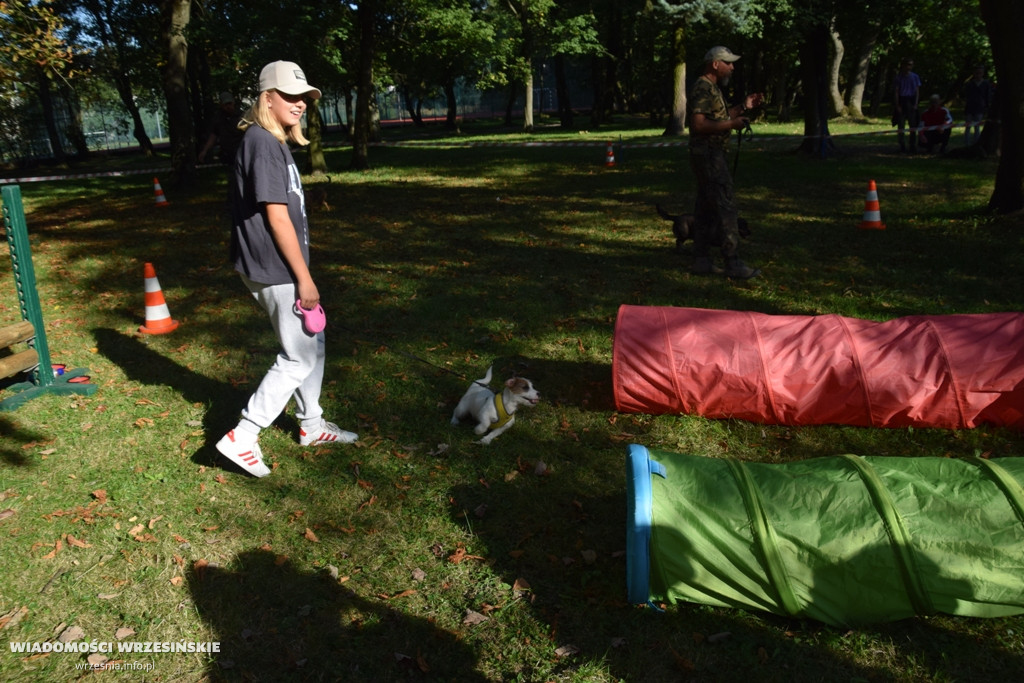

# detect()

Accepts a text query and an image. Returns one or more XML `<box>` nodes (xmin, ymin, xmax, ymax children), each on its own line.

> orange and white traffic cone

<box><xmin>604</xmin><ymin>142</ymin><xmax>616</xmax><ymax>168</ymax></box>
<box><xmin>153</xmin><ymin>177</ymin><xmax>169</xmax><ymax>207</ymax></box>
<box><xmin>857</xmin><ymin>180</ymin><xmax>886</xmax><ymax>230</ymax></box>
<box><xmin>139</xmin><ymin>262</ymin><xmax>179</xmax><ymax>334</ymax></box>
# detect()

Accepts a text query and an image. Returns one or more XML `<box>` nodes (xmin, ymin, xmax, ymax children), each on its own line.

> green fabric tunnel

<box><xmin>626</xmin><ymin>445</ymin><xmax>1024</xmax><ymax>626</ymax></box>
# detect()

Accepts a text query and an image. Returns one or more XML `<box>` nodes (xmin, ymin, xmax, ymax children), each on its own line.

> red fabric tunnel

<box><xmin>612</xmin><ymin>305</ymin><xmax>1024</xmax><ymax>430</ymax></box>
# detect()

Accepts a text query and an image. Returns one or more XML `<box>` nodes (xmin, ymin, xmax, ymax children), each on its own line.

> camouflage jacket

<box><xmin>688</xmin><ymin>75</ymin><xmax>731</xmax><ymax>152</ymax></box>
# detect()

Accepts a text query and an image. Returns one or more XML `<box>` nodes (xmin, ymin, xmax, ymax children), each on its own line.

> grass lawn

<box><xmin>1</xmin><ymin>115</ymin><xmax>1023</xmax><ymax>682</ymax></box>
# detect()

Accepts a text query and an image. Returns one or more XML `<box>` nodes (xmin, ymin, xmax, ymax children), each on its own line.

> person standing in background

<box><xmin>962</xmin><ymin>64</ymin><xmax>994</xmax><ymax>147</ymax></box>
<box><xmin>687</xmin><ymin>46</ymin><xmax>763</xmax><ymax>280</ymax></box>
<box><xmin>893</xmin><ymin>58</ymin><xmax>921</xmax><ymax>153</ymax></box>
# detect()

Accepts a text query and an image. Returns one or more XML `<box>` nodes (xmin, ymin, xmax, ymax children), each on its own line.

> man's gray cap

<box><xmin>704</xmin><ymin>46</ymin><xmax>740</xmax><ymax>63</ymax></box>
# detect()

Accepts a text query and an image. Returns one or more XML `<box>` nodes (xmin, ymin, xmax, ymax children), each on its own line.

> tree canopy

<box><xmin>2</xmin><ymin>0</ymin><xmax>1020</xmax><ymax>210</ymax></box>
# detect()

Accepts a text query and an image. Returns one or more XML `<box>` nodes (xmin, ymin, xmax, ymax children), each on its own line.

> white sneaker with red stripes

<box><xmin>216</xmin><ymin>430</ymin><xmax>271</xmax><ymax>478</ymax></box>
<box><xmin>300</xmin><ymin>420</ymin><xmax>358</xmax><ymax>446</ymax></box>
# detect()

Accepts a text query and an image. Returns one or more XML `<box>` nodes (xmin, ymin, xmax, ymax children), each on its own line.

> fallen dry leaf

<box><xmin>41</xmin><ymin>538</ymin><xmax>63</xmax><ymax>560</ymax></box>
<box><xmin>114</xmin><ymin>627</ymin><xmax>136</xmax><ymax>640</ymax></box>
<box><xmin>86</xmin><ymin>652</ymin><xmax>109</xmax><ymax>668</ymax></box>
<box><xmin>169</xmin><ymin>576</ymin><xmax>184</xmax><ymax>586</ymax></box>
<box><xmin>555</xmin><ymin>644</ymin><xmax>579</xmax><ymax>658</ymax></box>
<box><xmin>66</xmin><ymin>534</ymin><xmax>91</xmax><ymax>548</ymax></box>
<box><xmin>0</xmin><ymin>508</ymin><xmax>15</xmax><ymax>522</ymax></box>
<box><xmin>57</xmin><ymin>625</ymin><xmax>85</xmax><ymax>643</ymax></box>
<box><xmin>303</xmin><ymin>528</ymin><xmax>319</xmax><ymax>543</ymax></box>
<box><xmin>448</xmin><ymin>545</ymin><xmax>486</xmax><ymax>564</ymax></box>
<box><xmin>0</xmin><ymin>606</ymin><xmax>29</xmax><ymax>630</ymax></box>
<box><xmin>193</xmin><ymin>558</ymin><xmax>209</xmax><ymax>580</ymax></box>
<box><xmin>463</xmin><ymin>609</ymin><xmax>488</xmax><ymax>626</ymax></box>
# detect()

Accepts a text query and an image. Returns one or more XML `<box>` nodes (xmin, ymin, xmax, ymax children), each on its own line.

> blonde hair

<box><xmin>238</xmin><ymin>90</ymin><xmax>309</xmax><ymax>146</ymax></box>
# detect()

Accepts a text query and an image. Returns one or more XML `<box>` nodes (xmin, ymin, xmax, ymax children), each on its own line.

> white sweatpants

<box><xmin>239</xmin><ymin>274</ymin><xmax>325</xmax><ymax>430</ymax></box>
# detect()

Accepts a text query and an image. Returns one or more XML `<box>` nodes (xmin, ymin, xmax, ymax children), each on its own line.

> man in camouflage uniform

<box><xmin>688</xmin><ymin>46</ymin><xmax>763</xmax><ymax>279</ymax></box>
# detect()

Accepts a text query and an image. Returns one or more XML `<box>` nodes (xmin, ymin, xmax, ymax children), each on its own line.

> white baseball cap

<box><xmin>258</xmin><ymin>61</ymin><xmax>321</xmax><ymax>100</ymax></box>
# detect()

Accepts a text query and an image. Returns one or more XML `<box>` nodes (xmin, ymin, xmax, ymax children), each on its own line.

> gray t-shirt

<box><xmin>229</xmin><ymin>125</ymin><xmax>309</xmax><ymax>285</ymax></box>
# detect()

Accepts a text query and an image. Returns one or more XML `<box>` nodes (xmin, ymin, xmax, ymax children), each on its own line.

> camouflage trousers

<box><xmin>689</xmin><ymin>146</ymin><xmax>740</xmax><ymax>258</ymax></box>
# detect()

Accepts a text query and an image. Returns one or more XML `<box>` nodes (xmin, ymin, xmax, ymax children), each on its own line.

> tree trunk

<box><xmin>84</xmin><ymin>0</ymin><xmax>154</xmax><ymax>155</ymax></box>
<box><xmin>554</xmin><ymin>54</ymin><xmax>573</xmax><ymax>128</ymax></box>
<box><xmin>589</xmin><ymin>56</ymin><xmax>603</xmax><ymax>127</ymax></box>
<box><xmin>351</xmin><ymin>0</ymin><xmax>377</xmax><ymax>170</ymax></box>
<box><xmin>59</xmin><ymin>82</ymin><xmax>90</xmax><ymax>158</ymax></box>
<box><xmin>504</xmin><ymin>84</ymin><xmax>516</xmax><ymax>126</ymax></box>
<box><xmin>797</xmin><ymin>22</ymin><xmax>835</xmax><ymax>157</ymax></box>
<box><xmin>305</xmin><ymin>101</ymin><xmax>327</xmax><ymax>175</ymax></box>
<box><xmin>979</xmin><ymin>0</ymin><xmax>1024</xmax><ymax>213</ymax></box>
<box><xmin>523</xmin><ymin>66</ymin><xmax>535</xmax><ymax>132</ymax></box>
<box><xmin>400</xmin><ymin>87</ymin><xmax>424</xmax><ymax>126</ymax></box>
<box><xmin>35</xmin><ymin>67</ymin><xmax>66</xmax><ymax>162</ymax></box>
<box><xmin>663</xmin><ymin>23</ymin><xmax>686</xmax><ymax>136</ymax></box>
<box><xmin>160</xmin><ymin>0</ymin><xmax>195</xmax><ymax>186</ymax></box>
<box><xmin>869</xmin><ymin>63</ymin><xmax>888</xmax><ymax>118</ymax></box>
<box><xmin>114</xmin><ymin>72</ymin><xmax>155</xmax><ymax>155</ymax></box>
<box><xmin>827</xmin><ymin>17</ymin><xmax>844</xmax><ymax>117</ymax></box>
<box><xmin>769</xmin><ymin>58</ymin><xmax>790</xmax><ymax>122</ymax></box>
<box><xmin>846</xmin><ymin>26</ymin><xmax>879</xmax><ymax>119</ymax></box>
<box><xmin>444</xmin><ymin>82</ymin><xmax>458</xmax><ymax>129</ymax></box>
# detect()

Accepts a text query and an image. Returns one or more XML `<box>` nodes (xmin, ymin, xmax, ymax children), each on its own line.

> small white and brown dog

<box><xmin>451</xmin><ymin>366</ymin><xmax>540</xmax><ymax>444</ymax></box>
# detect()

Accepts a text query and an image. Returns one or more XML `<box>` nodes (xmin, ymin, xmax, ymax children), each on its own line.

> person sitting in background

<box><xmin>919</xmin><ymin>94</ymin><xmax>952</xmax><ymax>154</ymax></box>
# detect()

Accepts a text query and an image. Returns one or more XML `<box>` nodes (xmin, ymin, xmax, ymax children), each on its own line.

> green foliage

<box><xmin>653</xmin><ymin>0</ymin><xmax>751</xmax><ymax>28</ymax></box>
<box><xmin>0</xmin><ymin>0</ymin><xmax>75</xmax><ymax>80</ymax></box>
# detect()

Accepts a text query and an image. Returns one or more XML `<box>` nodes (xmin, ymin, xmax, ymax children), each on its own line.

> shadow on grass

<box><xmin>489</xmin><ymin>355</ymin><xmax>616</xmax><ymax>412</ymax></box>
<box><xmin>188</xmin><ymin>548</ymin><xmax>488</xmax><ymax>681</ymax></box>
<box><xmin>0</xmin><ymin>413</ymin><xmax>40</xmax><ymax>466</ymax></box>
<box><xmin>91</xmin><ymin>327</ymin><xmax>255</xmax><ymax>472</ymax></box>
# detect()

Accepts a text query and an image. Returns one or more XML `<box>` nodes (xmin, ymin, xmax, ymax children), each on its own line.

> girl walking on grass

<box><xmin>216</xmin><ymin>61</ymin><xmax>357</xmax><ymax>478</ymax></box>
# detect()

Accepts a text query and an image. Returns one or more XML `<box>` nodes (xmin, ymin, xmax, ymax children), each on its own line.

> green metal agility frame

<box><xmin>1</xmin><ymin>184</ymin><xmax>96</xmax><ymax>410</ymax></box>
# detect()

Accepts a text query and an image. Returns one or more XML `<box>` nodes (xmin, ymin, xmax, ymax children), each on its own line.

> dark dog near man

<box><xmin>656</xmin><ymin>205</ymin><xmax>751</xmax><ymax>252</ymax></box>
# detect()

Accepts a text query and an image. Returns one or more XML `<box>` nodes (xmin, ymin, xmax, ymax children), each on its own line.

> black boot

<box><xmin>725</xmin><ymin>256</ymin><xmax>760</xmax><ymax>279</ymax></box>
<box><xmin>691</xmin><ymin>256</ymin><xmax>724</xmax><ymax>275</ymax></box>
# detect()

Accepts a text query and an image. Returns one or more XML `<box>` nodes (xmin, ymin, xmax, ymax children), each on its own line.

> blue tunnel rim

<box><xmin>626</xmin><ymin>444</ymin><xmax>666</xmax><ymax>604</ymax></box>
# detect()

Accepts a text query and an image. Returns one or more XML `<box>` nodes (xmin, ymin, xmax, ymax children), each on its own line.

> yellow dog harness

<box><xmin>490</xmin><ymin>393</ymin><xmax>512</xmax><ymax>431</ymax></box>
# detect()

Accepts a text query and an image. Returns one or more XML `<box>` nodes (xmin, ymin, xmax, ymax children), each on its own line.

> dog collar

<box><xmin>490</xmin><ymin>393</ymin><xmax>512</xmax><ymax>430</ymax></box>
